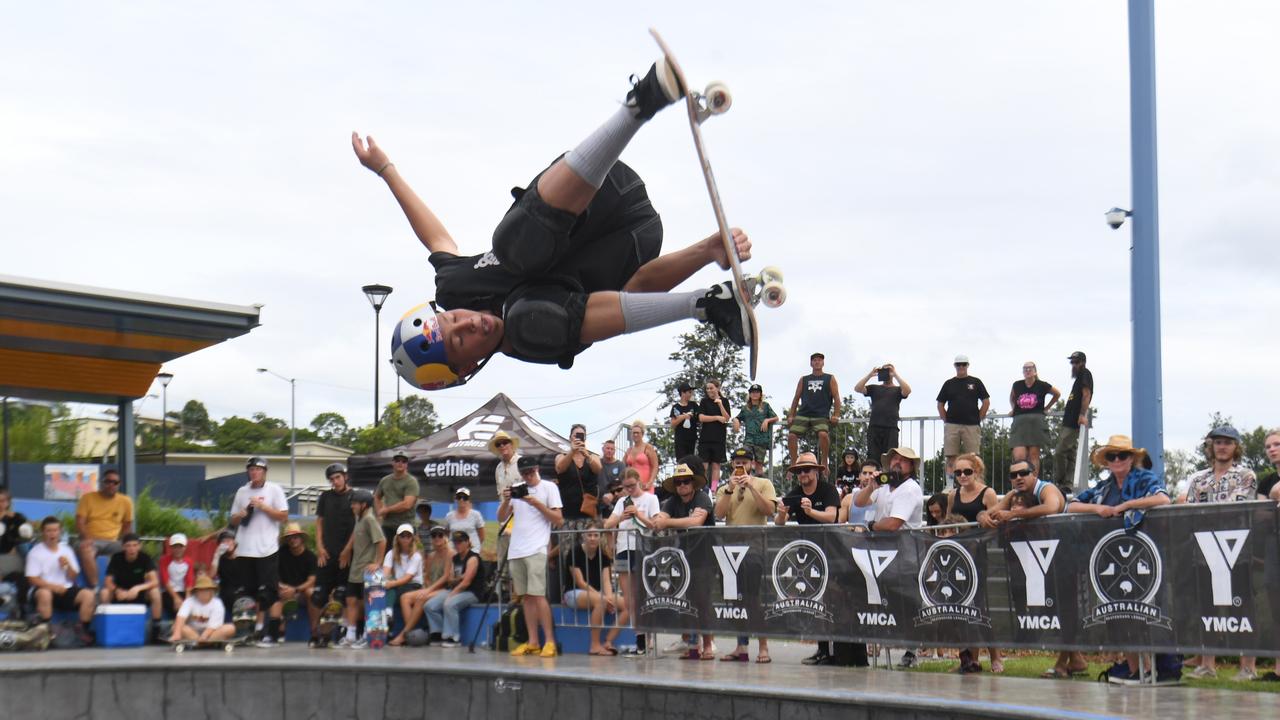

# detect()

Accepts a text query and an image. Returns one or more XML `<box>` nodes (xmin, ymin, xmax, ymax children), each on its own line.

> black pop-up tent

<box><xmin>347</xmin><ymin>393</ymin><xmax>571</xmax><ymax>502</ymax></box>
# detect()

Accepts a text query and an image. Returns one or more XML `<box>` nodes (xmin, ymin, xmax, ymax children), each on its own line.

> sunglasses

<box><xmin>1104</xmin><ymin>451</ymin><xmax>1133</xmax><ymax>462</ymax></box>
<box><xmin>1009</xmin><ymin>469</ymin><xmax>1033</xmax><ymax>479</ymax></box>
<box><xmin>398</xmin><ymin>532</ymin><xmax>414</xmax><ymax>538</ymax></box>
<box><xmin>494</xmin><ymin>440</ymin><xmax>511</xmax><ymax>447</ymax></box>
<box><xmin>673</xmin><ymin>478</ymin><xmax>694</xmax><ymax>486</ymax></box>
<box><xmin>954</xmin><ymin>363</ymin><xmax>969</xmax><ymax>367</ymax></box>
<box><xmin>455</xmin><ymin>495</ymin><xmax>469</xmax><ymax>500</ymax></box>
<box><xmin>954</xmin><ymin>468</ymin><xmax>976</xmax><ymax>477</ymax></box>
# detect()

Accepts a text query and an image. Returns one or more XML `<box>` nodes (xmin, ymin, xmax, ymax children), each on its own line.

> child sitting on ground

<box><xmin>170</xmin><ymin>575</ymin><xmax>236</xmax><ymax>643</ymax></box>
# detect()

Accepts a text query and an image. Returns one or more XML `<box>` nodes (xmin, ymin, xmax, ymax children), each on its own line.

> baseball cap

<box><xmin>810</xmin><ymin>352</ymin><xmax>825</xmax><ymax>360</ymax></box>
<box><xmin>517</xmin><ymin>456</ymin><xmax>539</xmax><ymax>472</ymax></box>
<box><xmin>451</xmin><ymin>530</ymin><xmax>471</xmax><ymax>544</ymax></box>
<box><xmin>954</xmin><ymin>354</ymin><xmax>970</xmax><ymax>364</ymax></box>
<box><xmin>1207</xmin><ymin>425</ymin><xmax>1242</xmax><ymax>443</ymax></box>
<box><xmin>168</xmin><ymin>533</ymin><xmax>188</xmax><ymax>547</ymax></box>
<box><xmin>392</xmin><ymin>452</ymin><xmax>410</xmax><ymax>462</ymax></box>
<box><xmin>429</xmin><ymin>525</ymin><xmax>447</xmax><ymax>537</ymax></box>
<box><xmin>396</xmin><ymin>523</ymin><xmax>415</xmax><ymax>537</ymax></box>
<box><xmin>677</xmin><ymin>382</ymin><xmax>695</xmax><ymax>393</ymax></box>
<box><xmin>1068</xmin><ymin>351</ymin><xmax>1087</xmax><ymax>362</ymax></box>
<box><xmin>246</xmin><ymin>456</ymin><xmax>269</xmax><ymax>469</ymax></box>
<box><xmin>455</xmin><ymin>487</ymin><xmax>471</xmax><ymax>499</ymax></box>
<box><xmin>730</xmin><ymin>447</ymin><xmax>753</xmax><ymax>461</ymax></box>
<box><xmin>748</xmin><ymin>384</ymin><xmax>762</xmax><ymax>393</ymax></box>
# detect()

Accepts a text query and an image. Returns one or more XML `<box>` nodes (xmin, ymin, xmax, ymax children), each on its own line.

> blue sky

<box><xmin>2</xmin><ymin>2</ymin><xmax>1276</xmax><ymax>459</ymax></box>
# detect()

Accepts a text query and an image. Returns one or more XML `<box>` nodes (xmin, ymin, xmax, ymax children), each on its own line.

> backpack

<box><xmin>490</xmin><ymin>605</ymin><xmax>528</xmax><ymax>651</ymax></box>
<box><xmin>49</xmin><ymin>620</ymin><xmax>91</xmax><ymax>649</ymax></box>
<box><xmin>0</xmin><ymin>621</ymin><xmax>51</xmax><ymax>651</ymax></box>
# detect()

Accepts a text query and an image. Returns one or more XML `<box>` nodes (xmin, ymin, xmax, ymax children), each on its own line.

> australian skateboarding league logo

<box><xmin>640</xmin><ymin>547</ymin><xmax>697</xmax><ymax>617</ymax></box>
<box><xmin>765</xmin><ymin>540</ymin><xmax>832</xmax><ymax>621</ymax></box>
<box><xmin>1084</xmin><ymin>529</ymin><xmax>1170</xmax><ymax>629</ymax></box>
<box><xmin>914</xmin><ymin>540</ymin><xmax>990</xmax><ymax>627</ymax></box>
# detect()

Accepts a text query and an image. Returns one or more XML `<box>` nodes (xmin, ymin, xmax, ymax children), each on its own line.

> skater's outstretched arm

<box><xmin>622</xmin><ymin>229</ymin><xmax>752</xmax><ymax>293</ymax></box>
<box><xmin>352</xmin><ymin>132</ymin><xmax>459</xmax><ymax>255</ymax></box>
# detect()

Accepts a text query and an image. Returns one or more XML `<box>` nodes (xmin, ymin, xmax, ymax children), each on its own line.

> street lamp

<box><xmin>361</xmin><ymin>284</ymin><xmax>393</xmax><ymax>426</ymax></box>
<box><xmin>156</xmin><ymin>372</ymin><xmax>173</xmax><ymax>465</ymax></box>
<box><xmin>257</xmin><ymin>368</ymin><xmax>296</xmax><ymax>488</ymax></box>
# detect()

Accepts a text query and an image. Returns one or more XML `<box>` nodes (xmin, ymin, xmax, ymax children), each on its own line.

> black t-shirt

<box><xmin>451</xmin><ymin>550</ymin><xmax>482</xmax><ymax>593</ymax></box>
<box><xmin>1257</xmin><ymin>471</ymin><xmax>1279</xmax><ymax>500</ymax></box>
<box><xmin>569</xmin><ymin>546</ymin><xmax>612</xmax><ymax>591</ymax></box>
<box><xmin>782</xmin><ymin>481</ymin><xmax>840</xmax><ymax>525</ymax></box>
<box><xmin>557</xmin><ymin>457</ymin><xmax>598</xmax><ymax>521</ymax></box>
<box><xmin>279</xmin><ymin>547</ymin><xmax>317</xmax><ymax>587</ymax></box>
<box><xmin>797</xmin><ymin>373</ymin><xmax>834</xmax><ymax>418</ymax></box>
<box><xmin>107</xmin><ymin>551</ymin><xmax>156</xmax><ymax>591</ymax></box>
<box><xmin>1010</xmin><ymin>379</ymin><xmax>1053</xmax><ymax>416</ymax></box>
<box><xmin>697</xmin><ymin>396</ymin><xmax>731</xmax><ymax>445</ymax></box>
<box><xmin>316</xmin><ymin>489</ymin><xmax>356</xmax><ymax>557</ymax></box>
<box><xmin>1061</xmin><ymin>369</ymin><xmax>1094</xmax><ymax>428</ymax></box>
<box><xmin>599</xmin><ymin>459</ymin><xmax>626</xmax><ymax>496</ymax></box>
<box><xmin>865</xmin><ymin>385</ymin><xmax>904</xmax><ymax>428</ymax></box>
<box><xmin>660</xmin><ymin>491</ymin><xmax>717</xmax><ymax>527</ymax></box>
<box><xmin>670</xmin><ymin>401</ymin><xmax>700</xmax><ymax>447</ymax></box>
<box><xmin>936</xmin><ymin>376</ymin><xmax>990</xmax><ymax>425</ymax></box>
<box><xmin>0</xmin><ymin>512</ymin><xmax>29</xmax><ymax>555</ymax></box>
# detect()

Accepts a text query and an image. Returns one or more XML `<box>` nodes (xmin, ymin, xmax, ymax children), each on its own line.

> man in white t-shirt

<box><xmin>853</xmin><ymin>447</ymin><xmax>924</xmax><ymax>531</ymax></box>
<box><xmin>25</xmin><ymin>516</ymin><xmax>96</xmax><ymax>634</ymax></box>
<box><xmin>228</xmin><ymin>456</ymin><xmax>289</xmax><ymax>646</ymax></box>
<box><xmin>489</xmin><ymin>430</ymin><xmax>522</xmax><ymax>563</ymax></box>
<box><xmin>499</xmin><ymin>455</ymin><xmax>563</xmax><ymax>658</ymax></box>
<box><xmin>171</xmin><ymin>575</ymin><xmax>236</xmax><ymax>643</ymax></box>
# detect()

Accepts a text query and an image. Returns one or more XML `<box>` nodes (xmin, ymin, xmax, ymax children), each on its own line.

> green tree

<box><xmin>310</xmin><ymin>411</ymin><xmax>356</xmax><ymax>447</ymax></box>
<box><xmin>179</xmin><ymin>400</ymin><xmax>215</xmax><ymax>440</ymax></box>
<box><xmin>213</xmin><ymin>416</ymin><xmax>278</xmax><ymax>454</ymax></box>
<box><xmin>3</xmin><ymin>402</ymin><xmax>80</xmax><ymax>461</ymax></box>
<box><xmin>350</xmin><ymin>423</ymin><xmax>416</xmax><ymax>455</ymax></box>
<box><xmin>381</xmin><ymin>395</ymin><xmax>440</xmax><ymax>439</ymax></box>
<box><xmin>646</xmin><ymin>323</ymin><xmax>748</xmax><ymax>467</ymax></box>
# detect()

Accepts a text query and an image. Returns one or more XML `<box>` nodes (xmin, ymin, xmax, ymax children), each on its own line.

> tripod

<box><xmin>468</xmin><ymin>512</ymin><xmax>514</xmax><ymax>653</ymax></box>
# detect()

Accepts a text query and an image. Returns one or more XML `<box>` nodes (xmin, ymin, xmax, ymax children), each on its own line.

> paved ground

<box><xmin>4</xmin><ymin>639</ymin><xmax>1280</xmax><ymax>720</ymax></box>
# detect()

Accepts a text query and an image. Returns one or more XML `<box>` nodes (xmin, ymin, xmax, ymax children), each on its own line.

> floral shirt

<box><xmin>1184</xmin><ymin>464</ymin><xmax>1256</xmax><ymax>504</ymax></box>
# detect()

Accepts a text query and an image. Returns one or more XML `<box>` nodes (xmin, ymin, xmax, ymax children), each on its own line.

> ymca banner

<box><xmin>633</xmin><ymin>502</ymin><xmax>1280</xmax><ymax>655</ymax></box>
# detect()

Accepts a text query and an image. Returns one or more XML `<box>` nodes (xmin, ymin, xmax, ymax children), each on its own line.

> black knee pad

<box><xmin>310</xmin><ymin>587</ymin><xmax>329</xmax><ymax>609</ymax></box>
<box><xmin>503</xmin><ymin>285</ymin><xmax>588</xmax><ymax>368</ymax></box>
<box><xmin>491</xmin><ymin>185</ymin><xmax>578</xmax><ymax>276</ymax></box>
<box><xmin>257</xmin><ymin>584</ymin><xmax>278</xmax><ymax>607</ymax></box>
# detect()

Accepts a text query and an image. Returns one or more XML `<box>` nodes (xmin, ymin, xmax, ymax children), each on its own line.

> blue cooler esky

<box><xmin>2</xmin><ymin>2</ymin><xmax>1276</xmax><ymax>457</ymax></box>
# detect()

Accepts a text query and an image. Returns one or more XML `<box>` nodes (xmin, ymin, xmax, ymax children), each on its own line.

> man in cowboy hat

<box><xmin>376</xmin><ymin>452</ymin><xmax>420</xmax><ymax>546</ymax></box>
<box><xmin>774</xmin><ymin>451</ymin><xmax>840</xmax><ymax>666</ymax></box>
<box><xmin>274</xmin><ymin>522</ymin><xmax>317</xmax><ymax>641</ymax></box>
<box><xmin>1067</xmin><ymin>434</ymin><xmax>1171</xmax><ymax>684</ymax></box>
<box><xmin>489</xmin><ymin>429</ymin><xmax>522</xmax><ymax>565</ymax></box>
<box><xmin>651</xmin><ymin>455</ymin><xmax>717</xmax><ymax>660</ymax></box>
<box><xmin>852</xmin><ymin>447</ymin><xmax>924</xmax><ymax>532</ymax></box>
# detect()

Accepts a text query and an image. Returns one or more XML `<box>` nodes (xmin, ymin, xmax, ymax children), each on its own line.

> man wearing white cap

<box><xmin>159</xmin><ymin>533</ymin><xmax>194</xmax><ymax>619</ymax></box>
<box><xmin>936</xmin><ymin>355</ymin><xmax>989</xmax><ymax>480</ymax></box>
<box><xmin>229</xmin><ymin>456</ymin><xmax>289</xmax><ymax>646</ymax></box>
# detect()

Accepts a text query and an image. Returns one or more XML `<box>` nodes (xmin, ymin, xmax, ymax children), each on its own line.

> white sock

<box><xmin>619</xmin><ymin>291</ymin><xmax>703</xmax><ymax>334</ymax></box>
<box><xmin>564</xmin><ymin>106</ymin><xmax>645</xmax><ymax>189</ymax></box>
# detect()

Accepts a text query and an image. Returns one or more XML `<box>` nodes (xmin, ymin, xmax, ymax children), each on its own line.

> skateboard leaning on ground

<box><xmin>649</xmin><ymin>27</ymin><xmax>785</xmax><ymax>380</ymax></box>
<box><xmin>364</xmin><ymin>569</ymin><xmax>389</xmax><ymax>650</ymax></box>
<box><xmin>310</xmin><ymin>599</ymin><xmax>344</xmax><ymax>648</ymax></box>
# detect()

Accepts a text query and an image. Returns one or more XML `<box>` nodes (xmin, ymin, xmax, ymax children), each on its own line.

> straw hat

<box><xmin>193</xmin><ymin>575</ymin><xmax>218</xmax><ymax>591</ymax></box>
<box><xmin>282</xmin><ymin>522</ymin><xmax>306</xmax><ymax>538</ymax></box>
<box><xmin>487</xmin><ymin>430</ymin><xmax>520</xmax><ymax>455</ymax></box>
<box><xmin>1090</xmin><ymin>435</ymin><xmax>1149</xmax><ymax>467</ymax></box>
<box><xmin>661</xmin><ymin>463</ymin><xmax>707</xmax><ymax>494</ymax></box>
<box><xmin>880</xmin><ymin>447</ymin><xmax>921</xmax><ymax>470</ymax></box>
<box><xmin>788</xmin><ymin>452</ymin><xmax>823</xmax><ymax>473</ymax></box>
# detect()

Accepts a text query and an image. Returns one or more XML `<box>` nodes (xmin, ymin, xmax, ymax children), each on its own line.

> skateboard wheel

<box><xmin>762</xmin><ymin>281</ymin><xmax>786</xmax><ymax>308</ymax></box>
<box><xmin>224</xmin><ymin>644</ymin><xmax>234</xmax><ymax>654</ymax></box>
<box><xmin>174</xmin><ymin>644</ymin><xmax>184</xmax><ymax>654</ymax></box>
<box><xmin>703</xmin><ymin>82</ymin><xmax>732</xmax><ymax>114</ymax></box>
<box><xmin>760</xmin><ymin>265</ymin><xmax>783</xmax><ymax>284</ymax></box>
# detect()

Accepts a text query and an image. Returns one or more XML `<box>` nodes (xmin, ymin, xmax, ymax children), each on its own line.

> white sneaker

<box><xmin>348</xmin><ymin>637</ymin><xmax>369</xmax><ymax>650</ymax></box>
<box><xmin>256</xmin><ymin>637</ymin><xmax>276</xmax><ymax>648</ymax></box>
<box><xmin>662</xmin><ymin>639</ymin><xmax>690</xmax><ymax>654</ymax></box>
<box><xmin>440</xmin><ymin>639</ymin><xmax>460</xmax><ymax>648</ymax></box>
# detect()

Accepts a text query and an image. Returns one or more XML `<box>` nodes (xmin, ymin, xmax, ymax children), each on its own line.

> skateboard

<box><xmin>363</xmin><ymin>569</ymin><xmax>388</xmax><ymax>650</ymax></box>
<box><xmin>650</xmin><ymin>28</ymin><xmax>785</xmax><ymax>379</ymax></box>
<box><xmin>310</xmin><ymin>600</ymin><xmax>344</xmax><ymax>648</ymax></box>
<box><xmin>170</xmin><ymin>634</ymin><xmax>253</xmax><ymax>654</ymax></box>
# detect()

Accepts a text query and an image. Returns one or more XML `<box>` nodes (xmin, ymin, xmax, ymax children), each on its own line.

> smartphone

<box><xmin>877</xmin><ymin>367</ymin><xmax>891</xmax><ymax>382</ymax></box>
<box><xmin>623</xmin><ymin>496</ymin><xmax>634</xmax><ymax>508</ymax></box>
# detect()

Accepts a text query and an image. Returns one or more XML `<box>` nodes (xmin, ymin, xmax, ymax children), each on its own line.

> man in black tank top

<box><xmin>786</xmin><ymin>353</ymin><xmax>842</xmax><ymax>475</ymax></box>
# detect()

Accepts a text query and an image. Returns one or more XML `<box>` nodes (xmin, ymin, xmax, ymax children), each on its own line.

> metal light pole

<box><xmin>257</xmin><ymin>368</ymin><xmax>297</xmax><ymax>488</ymax></box>
<box><xmin>362</xmin><ymin>284</ymin><xmax>393</xmax><ymax>426</ymax></box>
<box><xmin>157</xmin><ymin>372</ymin><xmax>173</xmax><ymax>464</ymax></box>
<box><xmin>1108</xmin><ymin>0</ymin><xmax>1165</xmax><ymax>479</ymax></box>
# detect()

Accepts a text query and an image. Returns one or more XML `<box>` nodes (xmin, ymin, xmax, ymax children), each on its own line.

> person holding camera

<box><xmin>773</xmin><ymin>452</ymin><xmax>839</xmax><ymax>665</ymax></box>
<box><xmin>715</xmin><ymin>447</ymin><xmax>777</xmax><ymax>663</ymax></box>
<box><xmin>853</xmin><ymin>448</ymin><xmax>924</xmax><ymax>532</ymax></box>
<box><xmin>603</xmin><ymin>468</ymin><xmax>657</xmax><ymax>655</ymax></box>
<box><xmin>229</xmin><ymin>456</ymin><xmax>289</xmax><ymax>646</ymax></box>
<box><xmin>556</xmin><ymin>424</ymin><xmax>603</xmax><ymax>528</ymax></box>
<box><xmin>501</xmin><ymin>455</ymin><xmax>564</xmax><ymax>658</ymax></box>
<box><xmin>855</xmin><ymin>364</ymin><xmax>912</xmax><ymax>464</ymax></box>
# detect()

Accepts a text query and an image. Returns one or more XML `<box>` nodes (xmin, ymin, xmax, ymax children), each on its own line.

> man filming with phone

<box><xmin>854</xmin><ymin>364</ymin><xmax>912</xmax><ymax>463</ymax></box>
<box><xmin>853</xmin><ymin>447</ymin><xmax>924</xmax><ymax>532</ymax></box>
<box><xmin>501</xmin><ymin>456</ymin><xmax>564</xmax><ymax>658</ymax></box>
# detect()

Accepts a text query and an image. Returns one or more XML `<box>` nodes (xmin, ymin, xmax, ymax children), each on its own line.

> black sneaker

<box><xmin>625</xmin><ymin>59</ymin><xmax>683</xmax><ymax>121</ymax></box>
<box><xmin>801</xmin><ymin>651</ymin><xmax>830</xmax><ymax>666</ymax></box>
<box><xmin>697</xmin><ymin>281</ymin><xmax>752</xmax><ymax>347</ymax></box>
<box><xmin>898</xmin><ymin>650</ymin><xmax>918</xmax><ymax>668</ymax></box>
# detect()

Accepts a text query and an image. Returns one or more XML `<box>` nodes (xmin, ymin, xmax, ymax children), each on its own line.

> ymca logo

<box><xmin>640</xmin><ymin>547</ymin><xmax>697</xmax><ymax>617</ymax></box>
<box><xmin>712</xmin><ymin>545</ymin><xmax>751</xmax><ymax>620</ymax></box>
<box><xmin>914</xmin><ymin>540</ymin><xmax>989</xmax><ymax>626</ymax></box>
<box><xmin>765</xmin><ymin>540</ymin><xmax>832</xmax><ymax>621</ymax></box>
<box><xmin>1083</xmin><ymin>529</ymin><xmax>1170</xmax><ymax>628</ymax></box>
<box><xmin>851</xmin><ymin>548</ymin><xmax>897</xmax><ymax>605</ymax></box>
<box><xmin>1009</xmin><ymin>540</ymin><xmax>1059</xmax><ymax>607</ymax></box>
<box><xmin>1194</xmin><ymin>529</ymin><xmax>1254</xmax><ymax>634</ymax></box>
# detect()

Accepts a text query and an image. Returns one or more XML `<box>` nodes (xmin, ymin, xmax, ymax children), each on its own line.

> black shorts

<box><xmin>698</xmin><ymin>442</ymin><xmax>727</xmax><ymax>464</ymax></box>
<box><xmin>34</xmin><ymin>586</ymin><xmax>88</xmax><ymax>612</ymax></box>
<box><xmin>315</xmin><ymin>558</ymin><xmax>347</xmax><ymax>597</ymax></box>
<box><xmin>346</xmin><ymin>582</ymin><xmax>364</xmax><ymax>601</ymax></box>
<box><xmin>674</xmin><ymin>438</ymin><xmax>697</xmax><ymax>461</ymax></box>
<box><xmin>238</xmin><ymin>553</ymin><xmax>281</xmax><ymax>605</ymax></box>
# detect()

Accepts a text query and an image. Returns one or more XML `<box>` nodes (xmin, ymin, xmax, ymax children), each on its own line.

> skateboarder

<box><xmin>353</xmin><ymin>52</ymin><xmax>755</xmax><ymax>390</ymax></box>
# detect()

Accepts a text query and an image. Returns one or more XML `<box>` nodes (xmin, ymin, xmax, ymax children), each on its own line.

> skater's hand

<box><xmin>706</xmin><ymin>227</ymin><xmax>752</xmax><ymax>270</ymax></box>
<box><xmin>351</xmin><ymin>132</ymin><xmax>393</xmax><ymax>176</ymax></box>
